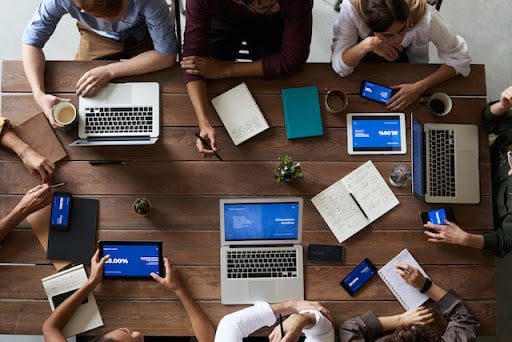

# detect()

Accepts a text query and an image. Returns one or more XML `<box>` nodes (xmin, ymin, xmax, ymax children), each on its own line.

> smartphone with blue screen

<box><xmin>340</xmin><ymin>258</ymin><xmax>377</xmax><ymax>296</ymax></box>
<box><xmin>360</xmin><ymin>80</ymin><xmax>394</xmax><ymax>104</ymax></box>
<box><xmin>50</xmin><ymin>192</ymin><xmax>72</xmax><ymax>231</ymax></box>
<box><xmin>419</xmin><ymin>207</ymin><xmax>456</xmax><ymax>226</ymax></box>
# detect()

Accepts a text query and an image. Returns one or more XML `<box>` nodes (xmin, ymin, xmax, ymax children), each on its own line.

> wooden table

<box><xmin>0</xmin><ymin>61</ymin><xmax>495</xmax><ymax>337</ymax></box>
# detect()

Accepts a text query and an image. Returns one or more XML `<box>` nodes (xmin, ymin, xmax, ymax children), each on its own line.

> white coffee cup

<box><xmin>53</xmin><ymin>102</ymin><xmax>77</xmax><ymax>126</ymax></box>
<box><xmin>427</xmin><ymin>92</ymin><xmax>452</xmax><ymax>116</ymax></box>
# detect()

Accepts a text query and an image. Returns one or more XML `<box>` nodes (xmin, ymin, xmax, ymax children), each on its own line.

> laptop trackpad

<box><xmin>249</xmin><ymin>281</ymin><xmax>275</xmax><ymax>302</ymax></box>
<box><xmin>458</xmin><ymin>151</ymin><xmax>478</xmax><ymax>177</ymax></box>
<box><xmin>107</xmin><ymin>84</ymin><xmax>132</xmax><ymax>104</ymax></box>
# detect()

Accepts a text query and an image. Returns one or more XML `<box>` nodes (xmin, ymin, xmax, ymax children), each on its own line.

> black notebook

<box><xmin>47</xmin><ymin>198</ymin><xmax>99</xmax><ymax>264</ymax></box>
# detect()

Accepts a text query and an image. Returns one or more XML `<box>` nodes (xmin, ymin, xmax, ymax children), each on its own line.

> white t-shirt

<box><xmin>214</xmin><ymin>302</ymin><xmax>335</xmax><ymax>342</ymax></box>
<box><xmin>331</xmin><ymin>1</ymin><xmax>471</xmax><ymax>77</ymax></box>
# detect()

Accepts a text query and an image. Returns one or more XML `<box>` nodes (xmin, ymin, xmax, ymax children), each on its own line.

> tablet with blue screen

<box><xmin>347</xmin><ymin>113</ymin><xmax>407</xmax><ymax>155</ymax></box>
<box><xmin>99</xmin><ymin>241</ymin><xmax>164</xmax><ymax>279</ymax></box>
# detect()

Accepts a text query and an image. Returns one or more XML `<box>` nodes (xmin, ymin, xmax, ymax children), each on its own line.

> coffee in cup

<box><xmin>427</xmin><ymin>92</ymin><xmax>452</xmax><ymax>116</ymax></box>
<box><xmin>325</xmin><ymin>90</ymin><xmax>348</xmax><ymax>114</ymax></box>
<box><xmin>53</xmin><ymin>102</ymin><xmax>77</xmax><ymax>127</ymax></box>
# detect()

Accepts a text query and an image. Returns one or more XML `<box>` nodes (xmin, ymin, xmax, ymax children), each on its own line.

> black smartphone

<box><xmin>307</xmin><ymin>244</ymin><xmax>343</xmax><ymax>263</ymax></box>
<box><xmin>360</xmin><ymin>80</ymin><xmax>394</xmax><ymax>104</ymax></box>
<box><xmin>50</xmin><ymin>192</ymin><xmax>73</xmax><ymax>231</ymax></box>
<box><xmin>419</xmin><ymin>207</ymin><xmax>456</xmax><ymax>225</ymax></box>
<box><xmin>340</xmin><ymin>258</ymin><xmax>377</xmax><ymax>296</ymax></box>
<box><xmin>51</xmin><ymin>289</ymin><xmax>88</xmax><ymax>309</ymax></box>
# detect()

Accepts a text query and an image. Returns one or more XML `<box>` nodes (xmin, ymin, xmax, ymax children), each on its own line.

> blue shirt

<box><xmin>23</xmin><ymin>0</ymin><xmax>177</xmax><ymax>56</ymax></box>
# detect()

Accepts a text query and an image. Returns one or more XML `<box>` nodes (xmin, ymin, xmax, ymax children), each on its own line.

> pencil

<box><xmin>279</xmin><ymin>314</ymin><xmax>284</xmax><ymax>338</ymax></box>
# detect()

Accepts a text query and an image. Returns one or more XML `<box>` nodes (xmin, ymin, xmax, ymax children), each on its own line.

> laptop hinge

<box><xmin>229</xmin><ymin>244</ymin><xmax>295</xmax><ymax>248</ymax></box>
<box><xmin>86</xmin><ymin>136</ymin><xmax>151</xmax><ymax>141</ymax></box>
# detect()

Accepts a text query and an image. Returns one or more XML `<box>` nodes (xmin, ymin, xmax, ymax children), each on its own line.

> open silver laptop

<box><xmin>70</xmin><ymin>82</ymin><xmax>160</xmax><ymax>146</ymax></box>
<box><xmin>220</xmin><ymin>198</ymin><xmax>304</xmax><ymax>305</ymax></box>
<box><xmin>411</xmin><ymin>113</ymin><xmax>479</xmax><ymax>203</ymax></box>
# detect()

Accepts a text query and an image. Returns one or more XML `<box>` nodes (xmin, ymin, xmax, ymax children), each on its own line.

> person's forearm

<box><xmin>415</xmin><ymin>64</ymin><xmax>457</xmax><ymax>94</ymax></box>
<box><xmin>462</xmin><ymin>232</ymin><xmax>485</xmax><ymax>250</ymax></box>
<box><xmin>174</xmin><ymin>287</ymin><xmax>215</xmax><ymax>342</ymax></box>
<box><xmin>22</xmin><ymin>44</ymin><xmax>47</xmax><ymax>97</ymax></box>
<box><xmin>270</xmin><ymin>301</ymin><xmax>297</xmax><ymax>317</ymax></box>
<box><xmin>378</xmin><ymin>314</ymin><xmax>403</xmax><ymax>331</ymax></box>
<box><xmin>489</xmin><ymin>102</ymin><xmax>510</xmax><ymax>117</ymax></box>
<box><xmin>186</xmin><ymin>81</ymin><xmax>213</xmax><ymax>128</ymax></box>
<box><xmin>425</xmin><ymin>282</ymin><xmax>447</xmax><ymax>302</ymax></box>
<box><xmin>42</xmin><ymin>280</ymin><xmax>95</xmax><ymax>338</ymax></box>
<box><xmin>341</xmin><ymin>39</ymin><xmax>372</xmax><ymax>69</ymax></box>
<box><xmin>105</xmin><ymin>50</ymin><xmax>175</xmax><ymax>79</ymax></box>
<box><xmin>0</xmin><ymin>128</ymin><xmax>31</xmax><ymax>160</ymax></box>
<box><xmin>0</xmin><ymin>208</ymin><xmax>24</xmax><ymax>243</ymax></box>
<box><xmin>223</xmin><ymin>60</ymin><xmax>263</xmax><ymax>78</ymax></box>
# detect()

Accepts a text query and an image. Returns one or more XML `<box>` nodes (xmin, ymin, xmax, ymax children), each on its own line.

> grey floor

<box><xmin>0</xmin><ymin>0</ymin><xmax>511</xmax><ymax>341</ymax></box>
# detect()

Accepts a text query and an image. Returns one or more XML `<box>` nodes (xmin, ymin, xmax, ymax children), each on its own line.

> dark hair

<box><xmin>74</xmin><ymin>0</ymin><xmax>124</xmax><ymax>18</ymax></box>
<box><xmin>90</xmin><ymin>336</ymin><xmax>115</xmax><ymax>342</ymax></box>
<box><xmin>388</xmin><ymin>324</ymin><xmax>442</xmax><ymax>342</ymax></box>
<box><xmin>362</xmin><ymin>0</ymin><xmax>410</xmax><ymax>32</ymax></box>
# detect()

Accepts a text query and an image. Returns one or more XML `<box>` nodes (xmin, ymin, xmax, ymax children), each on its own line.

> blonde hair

<box><xmin>350</xmin><ymin>0</ymin><xmax>427</xmax><ymax>28</ymax></box>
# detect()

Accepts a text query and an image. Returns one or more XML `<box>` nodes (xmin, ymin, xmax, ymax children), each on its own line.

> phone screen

<box><xmin>307</xmin><ymin>244</ymin><xmax>343</xmax><ymax>263</ymax></box>
<box><xmin>427</xmin><ymin>208</ymin><xmax>447</xmax><ymax>225</ymax></box>
<box><xmin>340</xmin><ymin>258</ymin><xmax>377</xmax><ymax>295</ymax></box>
<box><xmin>50</xmin><ymin>193</ymin><xmax>72</xmax><ymax>228</ymax></box>
<box><xmin>360</xmin><ymin>81</ymin><xmax>393</xmax><ymax>104</ymax></box>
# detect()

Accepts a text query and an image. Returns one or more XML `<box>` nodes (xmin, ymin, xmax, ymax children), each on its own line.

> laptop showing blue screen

<box><xmin>411</xmin><ymin>114</ymin><xmax>425</xmax><ymax>198</ymax></box>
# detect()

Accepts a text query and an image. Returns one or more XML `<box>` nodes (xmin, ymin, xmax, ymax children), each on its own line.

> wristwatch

<box><xmin>420</xmin><ymin>278</ymin><xmax>433</xmax><ymax>293</ymax></box>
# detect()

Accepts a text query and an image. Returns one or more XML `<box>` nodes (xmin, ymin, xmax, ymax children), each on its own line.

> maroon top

<box><xmin>183</xmin><ymin>0</ymin><xmax>313</xmax><ymax>84</ymax></box>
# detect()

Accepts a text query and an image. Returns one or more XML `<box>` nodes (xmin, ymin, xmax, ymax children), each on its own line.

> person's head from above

<box><xmin>386</xmin><ymin>324</ymin><xmax>442</xmax><ymax>341</ymax></box>
<box><xmin>362</xmin><ymin>0</ymin><xmax>410</xmax><ymax>45</ymax></box>
<box><xmin>91</xmin><ymin>328</ymin><xmax>143</xmax><ymax>342</ymax></box>
<box><xmin>74</xmin><ymin>0</ymin><xmax>130</xmax><ymax>23</ymax></box>
<box><xmin>233</xmin><ymin>0</ymin><xmax>280</xmax><ymax>15</ymax></box>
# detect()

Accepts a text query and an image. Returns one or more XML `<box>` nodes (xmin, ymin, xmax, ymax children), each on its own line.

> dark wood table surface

<box><xmin>0</xmin><ymin>61</ymin><xmax>495</xmax><ymax>337</ymax></box>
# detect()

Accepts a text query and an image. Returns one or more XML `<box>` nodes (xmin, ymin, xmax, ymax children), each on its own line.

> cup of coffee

<box><xmin>427</xmin><ymin>92</ymin><xmax>452</xmax><ymax>116</ymax></box>
<box><xmin>325</xmin><ymin>89</ymin><xmax>348</xmax><ymax>114</ymax></box>
<box><xmin>53</xmin><ymin>102</ymin><xmax>77</xmax><ymax>128</ymax></box>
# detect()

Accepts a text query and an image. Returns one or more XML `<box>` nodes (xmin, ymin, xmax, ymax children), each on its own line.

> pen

<box><xmin>50</xmin><ymin>183</ymin><xmax>65</xmax><ymax>189</ymax></box>
<box><xmin>349</xmin><ymin>192</ymin><xmax>369</xmax><ymax>220</ymax></box>
<box><xmin>89</xmin><ymin>160</ymin><xmax>127</xmax><ymax>165</ymax></box>
<box><xmin>279</xmin><ymin>314</ymin><xmax>285</xmax><ymax>339</ymax></box>
<box><xmin>28</xmin><ymin>183</ymin><xmax>65</xmax><ymax>194</ymax></box>
<box><xmin>195</xmin><ymin>132</ymin><xmax>223</xmax><ymax>161</ymax></box>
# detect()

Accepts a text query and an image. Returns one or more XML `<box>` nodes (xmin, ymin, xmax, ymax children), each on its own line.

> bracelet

<box><xmin>420</xmin><ymin>278</ymin><xmax>433</xmax><ymax>293</ymax></box>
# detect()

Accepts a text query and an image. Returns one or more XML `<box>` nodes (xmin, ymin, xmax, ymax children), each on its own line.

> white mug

<box><xmin>52</xmin><ymin>102</ymin><xmax>77</xmax><ymax>126</ymax></box>
<box><xmin>427</xmin><ymin>92</ymin><xmax>452</xmax><ymax>116</ymax></box>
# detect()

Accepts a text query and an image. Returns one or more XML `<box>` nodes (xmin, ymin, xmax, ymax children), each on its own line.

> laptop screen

<box><xmin>412</xmin><ymin>115</ymin><xmax>425</xmax><ymax>197</ymax></box>
<box><xmin>223</xmin><ymin>202</ymin><xmax>300</xmax><ymax>241</ymax></box>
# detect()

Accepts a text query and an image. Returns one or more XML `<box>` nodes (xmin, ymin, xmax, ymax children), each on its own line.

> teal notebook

<box><xmin>281</xmin><ymin>86</ymin><xmax>324</xmax><ymax>139</ymax></box>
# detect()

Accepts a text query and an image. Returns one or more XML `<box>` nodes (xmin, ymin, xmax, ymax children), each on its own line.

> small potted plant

<box><xmin>275</xmin><ymin>155</ymin><xmax>303</xmax><ymax>183</ymax></box>
<box><xmin>132</xmin><ymin>197</ymin><xmax>152</xmax><ymax>216</ymax></box>
<box><xmin>389</xmin><ymin>163</ymin><xmax>411</xmax><ymax>188</ymax></box>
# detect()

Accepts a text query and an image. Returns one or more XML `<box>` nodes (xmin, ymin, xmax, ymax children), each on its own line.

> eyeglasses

<box><xmin>239</xmin><ymin>0</ymin><xmax>279</xmax><ymax>15</ymax></box>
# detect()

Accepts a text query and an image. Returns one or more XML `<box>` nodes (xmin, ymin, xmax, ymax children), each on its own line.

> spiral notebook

<box><xmin>378</xmin><ymin>249</ymin><xmax>430</xmax><ymax>310</ymax></box>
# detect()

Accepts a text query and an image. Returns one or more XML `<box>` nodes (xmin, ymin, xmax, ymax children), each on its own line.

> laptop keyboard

<box><xmin>428</xmin><ymin>129</ymin><xmax>456</xmax><ymax>197</ymax></box>
<box><xmin>84</xmin><ymin>107</ymin><xmax>153</xmax><ymax>134</ymax></box>
<box><xmin>227</xmin><ymin>248</ymin><xmax>298</xmax><ymax>279</ymax></box>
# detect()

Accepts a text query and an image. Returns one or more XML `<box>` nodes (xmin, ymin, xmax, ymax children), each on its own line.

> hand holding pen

<box><xmin>395</xmin><ymin>264</ymin><xmax>426</xmax><ymax>289</ymax></box>
<box><xmin>195</xmin><ymin>132</ymin><xmax>222</xmax><ymax>161</ymax></box>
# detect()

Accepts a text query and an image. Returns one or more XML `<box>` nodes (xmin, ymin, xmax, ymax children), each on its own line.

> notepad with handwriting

<box><xmin>42</xmin><ymin>264</ymin><xmax>103</xmax><ymax>337</ymax></box>
<box><xmin>378</xmin><ymin>249</ymin><xmax>430</xmax><ymax>310</ymax></box>
<box><xmin>211</xmin><ymin>82</ymin><xmax>269</xmax><ymax>145</ymax></box>
<box><xmin>311</xmin><ymin>160</ymin><xmax>399</xmax><ymax>243</ymax></box>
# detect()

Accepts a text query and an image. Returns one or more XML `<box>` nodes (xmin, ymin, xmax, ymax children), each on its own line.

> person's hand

<box><xmin>196</xmin><ymin>125</ymin><xmax>218</xmax><ymax>158</ymax></box>
<box><xmin>34</xmin><ymin>93</ymin><xmax>70</xmax><ymax>128</ymax></box>
<box><xmin>423</xmin><ymin>219</ymin><xmax>469</xmax><ymax>246</ymax></box>
<box><xmin>268</xmin><ymin>313</ymin><xmax>312</xmax><ymax>342</ymax></box>
<box><xmin>288</xmin><ymin>300</ymin><xmax>333</xmax><ymax>323</ymax></box>
<box><xmin>181</xmin><ymin>56</ymin><xmax>228</xmax><ymax>79</ymax></box>
<box><xmin>88</xmin><ymin>249</ymin><xmax>110</xmax><ymax>287</ymax></box>
<box><xmin>499</xmin><ymin>86</ymin><xmax>512</xmax><ymax>111</ymax></box>
<box><xmin>386</xmin><ymin>82</ymin><xmax>424</xmax><ymax>111</ymax></box>
<box><xmin>365</xmin><ymin>37</ymin><xmax>403</xmax><ymax>62</ymax></box>
<box><xmin>399</xmin><ymin>306</ymin><xmax>435</xmax><ymax>326</ymax></box>
<box><xmin>19</xmin><ymin>146</ymin><xmax>55</xmax><ymax>182</ymax></box>
<box><xmin>14</xmin><ymin>184</ymin><xmax>54</xmax><ymax>217</ymax></box>
<box><xmin>76</xmin><ymin>65</ymin><xmax>113</xmax><ymax>98</ymax></box>
<box><xmin>395</xmin><ymin>264</ymin><xmax>425</xmax><ymax>290</ymax></box>
<box><xmin>151</xmin><ymin>257</ymin><xmax>183</xmax><ymax>292</ymax></box>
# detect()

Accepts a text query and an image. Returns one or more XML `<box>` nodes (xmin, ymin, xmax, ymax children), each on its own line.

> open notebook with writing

<box><xmin>311</xmin><ymin>160</ymin><xmax>399</xmax><ymax>243</ymax></box>
<box><xmin>378</xmin><ymin>249</ymin><xmax>430</xmax><ymax>310</ymax></box>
